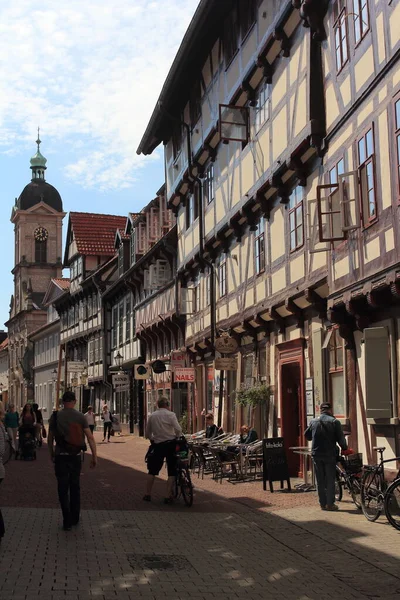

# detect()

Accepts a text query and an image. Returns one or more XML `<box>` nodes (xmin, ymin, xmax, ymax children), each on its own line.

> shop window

<box><xmin>327</xmin><ymin>329</ymin><xmax>345</xmax><ymax>418</ymax></box>
<box><xmin>333</xmin><ymin>1</ymin><xmax>348</xmax><ymax>72</ymax></box>
<box><xmin>254</xmin><ymin>220</ymin><xmax>265</xmax><ymax>274</ymax></box>
<box><xmin>289</xmin><ymin>186</ymin><xmax>304</xmax><ymax>252</ymax></box>
<box><xmin>353</xmin><ymin>0</ymin><xmax>369</xmax><ymax>45</ymax></box>
<box><xmin>358</xmin><ymin>127</ymin><xmax>377</xmax><ymax>223</ymax></box>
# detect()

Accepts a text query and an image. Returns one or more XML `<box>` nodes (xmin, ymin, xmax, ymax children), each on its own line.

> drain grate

<box><xmin>127</xmin><ymin>553</ymin><xmax>192</xmax><ymax>572</ymax></box>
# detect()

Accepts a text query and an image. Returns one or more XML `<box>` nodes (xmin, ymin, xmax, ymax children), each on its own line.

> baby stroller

<box><xmin>17</xmin><ymin>425</ymin><xmax>37</xmax><ymax>461</ymax></box>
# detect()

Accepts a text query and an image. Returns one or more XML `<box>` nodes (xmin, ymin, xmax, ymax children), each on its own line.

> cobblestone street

<box><xmin>1</xmin><ymin>434</ymin><xmax>400</xmax><ymax>600</ymax></box>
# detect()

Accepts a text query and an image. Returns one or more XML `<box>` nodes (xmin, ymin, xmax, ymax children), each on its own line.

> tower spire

<box><xmin>30</xmin><ymin>128</ymin><xmax>47</xmax><ymax>181</ymax></box>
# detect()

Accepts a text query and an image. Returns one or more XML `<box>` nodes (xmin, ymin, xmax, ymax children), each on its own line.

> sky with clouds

<box><xmin>0</xmin><ymin>0</ymin><xmax>199</xmax><ymax>325</ymax></box>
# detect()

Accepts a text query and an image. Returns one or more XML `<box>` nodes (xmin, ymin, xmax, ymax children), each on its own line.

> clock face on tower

<box><xmin>34</xmin><ymin>226</ymin><xmax>48</xmax><ymax>242</ymax></box>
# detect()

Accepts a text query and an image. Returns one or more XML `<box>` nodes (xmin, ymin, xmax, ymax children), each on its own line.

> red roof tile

<box><xmin>70</xmin><ymin>212</ymin><xmax>127</xmax><ymax>256</ymax></box>
<box><xmin>53</xmin><ymin>278</ymin><xmax>70</xmax><ymax>290</ymax></box>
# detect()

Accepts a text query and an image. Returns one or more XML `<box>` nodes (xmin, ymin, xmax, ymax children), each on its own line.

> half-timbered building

<box><xmin>53</xmin><ymin>212</ymin><xmax>126</xmax><ymax>412</ymax></box>
<box><xmin>102</xmin><ymin>187</ymin><xmax>179</xmax><ymax>434</ymax></box>
<box><xmin>138</xmin><ymin>0</ymin><xmax>400</xmax><ymax>475</ymax></box>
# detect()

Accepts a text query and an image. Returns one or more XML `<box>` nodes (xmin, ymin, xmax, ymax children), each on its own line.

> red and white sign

<box><xmin>174</xmin><ymin>367</ymin><xmax>195</xmax><ymax>382</ymax></box>
<box><xmin>171</xmin><ymin>351</ymin><xmax>187</xmax><ymax>369</ymax></box>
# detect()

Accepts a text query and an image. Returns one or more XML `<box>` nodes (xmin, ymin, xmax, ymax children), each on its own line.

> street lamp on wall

<box><xmin>115</xmin><ymin>351</ymin><xmax>123</xmax><ymax>370</ymax></box>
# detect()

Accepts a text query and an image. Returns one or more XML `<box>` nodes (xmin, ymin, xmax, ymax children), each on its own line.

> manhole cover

<box><xmin>127</xmin><ymin>553</ymin><xmax>192</xmax><ymax>572</ymax></box>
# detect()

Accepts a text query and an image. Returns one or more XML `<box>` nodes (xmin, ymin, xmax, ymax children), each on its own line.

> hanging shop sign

<box><xmin>112</xmin><ymin>373</ymin><xmax>130</xmax><ymax>391</ymax></box>
<box><xmin>214</xmin><ymin>335</ymin><xmax>239</xmax><ymax>354</ymax></box>
<box><xmin>215</xmin><ymin>357</ymin><xmax>238</xmax><ymax>371</ymax></box>
<box><xmin>171</xmin><ymin>351</ymin><xmax>187</xmax><ymax>369</ymax></box>
<box><xmin>152</xmin><ymin>360</ymin><xmax>166</xmax><ymax>374</ymax></box>
<box><xmin>134</xmin><ymin>365</ymin><xmax>151</xmax><ymax>380</ymax></box>
<box><xmin>67</xmin><ymin>361</ymin><xmax>86</xmax><ymax>372</ymax></box>
<box><xmin>174</xmin><ymin>367</ymin><xmax>195</xmax><ymax>382</ymax></box>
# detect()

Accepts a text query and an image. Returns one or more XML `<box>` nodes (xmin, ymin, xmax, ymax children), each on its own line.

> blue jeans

<box><xmin>313</xmin><ymin>459</ymin><xmax>336</xmax><ymax>507</ymax></box>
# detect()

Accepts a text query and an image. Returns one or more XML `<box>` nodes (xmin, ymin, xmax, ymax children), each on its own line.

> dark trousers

<box><xmin>89</xmin><ymin>425</ymin><xmax>94</xmax><ymax>434</ymax></box>
<box><xmin>0</xmin><ymin>479</ymin><xmax>4</xmax><ymax>538</ymax></box>
<box><xmin>55</xmin><ymin>455</ymin><xmax>81</xmax><ymax>527</ymax></box>
<box><xmin>103</xmin><ymin>422</ymin><xmax>112</xmax><ymax>440</ymax></box>
<box><xmin>313</xmin><ymin>459</ymin><xmax>336</xmax><ymax>507</ymax></box>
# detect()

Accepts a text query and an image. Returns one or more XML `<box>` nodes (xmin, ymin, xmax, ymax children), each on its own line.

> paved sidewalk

<box><xmin>1</xmin><ymin>434</ymin><xmax>400</xmax><ymax>599</ymax></box>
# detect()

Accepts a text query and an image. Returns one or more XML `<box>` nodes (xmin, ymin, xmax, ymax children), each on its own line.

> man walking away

<box><xmin>143</xmin><ymin>397</ymin><xmax>182</xmax><ymax>504</ymax></box>
<box><xmin>305</xmin><ymin>402</ymin><xmax>347</xmax><ymax>511</ymax></box>
<box><xmin>48</xmin><ymin>391</ymin><xmax>97</xmax><ymax>531</ymax></box>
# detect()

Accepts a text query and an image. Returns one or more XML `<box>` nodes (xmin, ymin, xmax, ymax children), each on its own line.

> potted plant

<box><xmin>235</xmin><ymin>382</ymin><xmax>272</xmax><ymax>408</ymax></box>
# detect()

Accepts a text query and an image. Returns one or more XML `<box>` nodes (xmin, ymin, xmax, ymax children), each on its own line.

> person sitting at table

<box><xmin>205</xmin><ymin>413</ymin><xmax>223</xmax><ymax>439</ymax></box>
<box><xmin>239</xmin><ymin>425</ymin><xmax>258</xmax><ymax>445</ymax></box>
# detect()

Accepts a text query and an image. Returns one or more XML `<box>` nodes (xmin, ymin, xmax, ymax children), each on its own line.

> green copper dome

<box><xmin>30</xmin><ymin>129</ymin><xmax>47</xmax><ymax>182</ymax></box>
<box><xmin>30</xmin><ymin>148</ymin><xmax>47</xmax><ymax>168</ymax></box>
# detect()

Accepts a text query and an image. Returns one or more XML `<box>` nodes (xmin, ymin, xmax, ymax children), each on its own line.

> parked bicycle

<box><xmin>360</xmin><ymin>446</ymin><xmax>400</xmax><ymax>524</ymax></box>
<box><xmin>173</xmin><ymin>437</ymin><xmax>193</xmax><ymax>507</ymax></box>
<box><xmin>3</xmin><ymin>431</ymin><xmax>15</xmax><ymax>465</ymax></box>
<box><xmin>335</xmin><ymin>451</ymin><xmax>362</xmax><ymax>509</ymax></box>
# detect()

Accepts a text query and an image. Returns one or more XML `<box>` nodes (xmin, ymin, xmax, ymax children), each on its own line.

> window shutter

<box><xmin>307</xmin><ymin>198</ymin><xmax>330</xmax><ymax>254</ymax></box>
<box><xmin>143</xmin><ymin>269</ymin><xmax>151</xmax><ymax>290</ymax></box>
<box><xmin>156</xmin><ymin>260</ymin><xmax>170</xmax><ymax>287</ymax></box>
<box><xmin>148</xmin><ymin>207</ymin><xmax>160</xmax><ymax>242</ymax></box>
<box><xmin>339</xmin><ymin>171</ymin><xmax>361</xmax><ymax>232</ymax></box>
<box><xmin>316</xmin><ymin>183</ymin><xmax>345</xmax><ymax>241</ymax></box>
<box><xmin>364</xmin><ymin>327</ymin><xmax>392</xmax><ymax>419</ymax></box>
<box><xmin>179</xmin><ymin>286</ymin><xmax>194</xmax><ymax>315</ymax></box>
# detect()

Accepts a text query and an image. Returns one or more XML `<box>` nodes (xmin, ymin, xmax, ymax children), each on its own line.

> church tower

<box><xmin>7</xmin><ymin>133</ymin><xmax>66</xmax><ymax>407</ymax></box>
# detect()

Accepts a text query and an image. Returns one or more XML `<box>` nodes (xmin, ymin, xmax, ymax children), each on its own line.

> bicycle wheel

<box><xmin>361</xmin><ymin>470</ymin><xmax>383</xmax><ymax>521</ymax></box>
<box><xmin>173</xmin><ymin>473</ymin><xmax>179</xmax><ymax>499</ymax></box>
<box><xmin>180</xmin><ymin>468</ymin><xmax>193</xmax><ymax>507</ymax></box>
<box><xmin>335</xmin><ymin>474</ymin><xmax>343</xmax><ymax>503</ymax></box>
<box><xmin>384</xmin><ymin>478</ymin><xmax>400</xmax><ymax>531</ymax></box>
<box><xmin>350</xmin><ymin>476</ymin><xmax>361</xmax><ymax>509</ymax></box>
<box><xmin>3</xmin><ymin>441</ymin><xmax>14</xmax><ymax>465</ymax></box>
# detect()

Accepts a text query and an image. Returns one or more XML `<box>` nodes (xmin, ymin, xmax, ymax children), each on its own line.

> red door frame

<box><xmin>277</xmin><ymin>338</ymin><xmax>306</xmax><ymax>477</ymax></box>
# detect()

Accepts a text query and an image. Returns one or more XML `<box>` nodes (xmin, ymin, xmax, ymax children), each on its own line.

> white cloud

<box><xmin>0</xmin><ymin>0</ymin><xmax>199</xmax><ymax>190</ymax></box>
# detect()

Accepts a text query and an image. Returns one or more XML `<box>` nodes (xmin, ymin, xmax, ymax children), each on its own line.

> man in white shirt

<box><xmin>143</xmin><ymin>397</ymin><xmax>182</xmax><ymax>504</ymax></box>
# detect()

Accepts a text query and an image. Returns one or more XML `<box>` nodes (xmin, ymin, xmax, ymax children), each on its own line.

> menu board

<box><xmin>262</xmin><ymin>437</ymin><xmax>291</xmax><ymax>493</ymax></box>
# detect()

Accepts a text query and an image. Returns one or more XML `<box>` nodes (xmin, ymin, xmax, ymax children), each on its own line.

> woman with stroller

<box><xmin>20</xmin><ymin>403</ymin><xmax>37</xmax><ymax>427</ymax></box>
<box><xmin>0</xmin><ymin>403</ymin><xmax>6</xmax><ymax>541</ymax></box>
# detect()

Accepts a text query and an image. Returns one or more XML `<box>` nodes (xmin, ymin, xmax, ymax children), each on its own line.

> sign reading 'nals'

<box><xmin>174</xmin><ymin>367</ymin><xmax>195</xmax><ymax>382</ymax></box>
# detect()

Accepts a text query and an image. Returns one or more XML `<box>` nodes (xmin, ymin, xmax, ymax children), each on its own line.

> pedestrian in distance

<box><xmin>305</xmin><ymin>402</ymin><xmax>348</xmax><ymax>511</ymax></box>
<box><xmin>32</xmin><ymin>403</ymin><xmax>44</xmax><ymax>446</ymax></box>
<box><xmin>0</xmin><ymin>403</ymin><xmax>6</xmax><ymax>541</ymax></box>
<box><xmin>84</xmin><ymin>406</ymin><xmax>95</xmax><ymax>434</ymax></box>
<box><xmin>48</xmin><ymin>391</ymin><xmax>97</xmax><ymax>531</ymax></box>
<box><xmin>143</xmin><ymin>397</ymin><xmax>182</xmax><ymax>504</ymax></box>
<box><xmin>5</xmin><ymin>404</ymin><xmax>19</xmax><ymax>451</ymax></box>
<box><xmin>204</xmin><ymin>412</ymin><xmax>223</xmax><ymax>439</ymax></box>
<box><xmin>101</xmin><ymin>404</ymin><xmax>113</xmax><ymax>442</ymax></box>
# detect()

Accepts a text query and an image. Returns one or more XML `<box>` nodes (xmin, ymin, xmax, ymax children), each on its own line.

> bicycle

<box><xmin>3</xmin><ymin>432</ymin><xmax>16</xmax><ymax>465</ymax></box>
<box><xmin>384</xmin><ymin>473</ymin><xmax>400</xmax><ymax>530</ymax></box>
<box><xmin>335</xmin><ymin>452</ymin><xmax>362</xmax><ymax>509</ymax></box>
<box><xmin>360</xmin><ymin>446</ymin><xmax>400</xmax><ymax>522</ymax></box>
<box><xmin>173</xmin><ymin>438</ymin><xmax>193</xmax><ymax>507</ymax></box>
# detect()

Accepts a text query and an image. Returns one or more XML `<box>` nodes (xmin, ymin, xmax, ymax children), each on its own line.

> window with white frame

<box><xmin>254</xmin><ymin>81</ymin><xmax>270</xmax><ymax>132</ymax></box>
<box><xmin>203</xmin><ymin>164</ymin><xmax>215</xmax><ymax>205</ymax></box>
<box><xmin>219</xmin><ymin>256</ymin><xmax>227</xmax><ymax>298</ymax></box>
<box><xmin>327</xmin><ymin>328</ymin><xmax>345</xmax><ymax>418</ymax></box>
<box><xmin>288</xmin><ymin>186</ymin><xmax>304</xmax><ymax>252</ymax></box>
<box><xmin>254</xmin><ymin>220</ymin><xmax>265</xmax><ymax>274</ymax></box>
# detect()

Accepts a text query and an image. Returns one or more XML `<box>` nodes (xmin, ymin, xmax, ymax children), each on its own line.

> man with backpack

<box><xmin>48</xmin><ymin>391</ymin><xmax>97</xmax><ymax>531</ymax></box>
<box><xmin>305</xmin><ymin>402</ymin><xmax>347</xmax><ymax>511</ymax></box>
